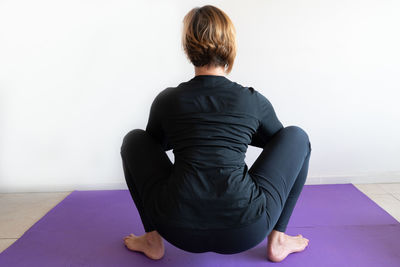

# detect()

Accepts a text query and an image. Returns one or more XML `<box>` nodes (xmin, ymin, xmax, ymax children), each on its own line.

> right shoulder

<box><xmin>154</xmin><ymin>86</ymin><xmax>178</xmax><ymax>102</ymax></box>
<box><xmin>155</xmin><ymin>77</ymin><xmax>195</xmax><ymax>101</ymax></box>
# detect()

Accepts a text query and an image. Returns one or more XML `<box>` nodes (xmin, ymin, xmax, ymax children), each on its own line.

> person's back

<box><xmin>120</xmin><ymin>4</ymin><xmax>311</xmax><ymax>261</ymax></box>
<box><xmin>147</xmin><ymin>74</ymin><xmax>281</xmax><ymax>230</ymax></box>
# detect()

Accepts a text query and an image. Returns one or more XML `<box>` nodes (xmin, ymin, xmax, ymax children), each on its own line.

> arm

<box><xmin>249</xmin><ymin>90</ymin><xmax>284</xmax><ymax>148</ymax></box>
<box><xmin>145</xmin><ymin>91</ymin><xmax>172</xmax><ymax>151</ymax></box>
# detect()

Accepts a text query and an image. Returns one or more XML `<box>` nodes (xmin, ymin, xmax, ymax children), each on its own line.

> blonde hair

<box><xmin>181</xmin><ymin>5</ymin><xmax>237</xmax><ymax>74</ymax></box>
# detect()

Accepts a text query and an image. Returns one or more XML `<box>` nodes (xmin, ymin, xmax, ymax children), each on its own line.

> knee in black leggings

<box><xmin>120</xmin><ymin>128</ymin><xmax>147</xmax><ymax>155</ymax></box>
<box><xmin>282</xmin><ymin>125</ymin><xmax>312</xmax><ymax>155</ymax></box>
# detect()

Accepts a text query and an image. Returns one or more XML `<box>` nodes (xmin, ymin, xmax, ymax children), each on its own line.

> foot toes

<box><xmin>124</xmin><ymin>235</ymin><xmax>135</xmax><ymax>241</ymax></box>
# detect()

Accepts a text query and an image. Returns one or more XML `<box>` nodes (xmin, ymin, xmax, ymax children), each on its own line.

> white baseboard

<box><xmin>1</xmin><ymin>171</ymin><xmax>399</xmax><ymax>193</ymax></box>
<box><xmin>0</xmin><ymin>182</ymin><xmax>127</xmax><ymax>193</ymax></box>
<box><xmin>308</xmin><ymin>170</ymin><xmax>400</xmax><ymax>185</ymax></box>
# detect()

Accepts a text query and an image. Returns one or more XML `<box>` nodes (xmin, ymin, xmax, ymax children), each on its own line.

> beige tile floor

<box><xmin>0</xmin><ymin>183</ymin><xmax>400</xmax><ymax>253</ymax></box>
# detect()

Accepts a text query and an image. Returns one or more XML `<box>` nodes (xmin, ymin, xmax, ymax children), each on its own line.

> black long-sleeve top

<box><xmin>146</xmin><ymin>75</ymin><xmax>283</xmax><ymax>230</ymax></box>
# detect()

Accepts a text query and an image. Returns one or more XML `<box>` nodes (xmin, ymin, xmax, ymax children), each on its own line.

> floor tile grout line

<box><xmin>362</xmin><ymin>191</ymin><xmax>400</xmax><ymax>208</ymax></box>
<box><xmin>389</xmin><ymin>192</ymin><xmax>400</xmax><ymax>201</ymax></box>
<box><xmin>376</xmin><ymin>183</ymin><xmax>400</xmax><ymax>195</ymax></box>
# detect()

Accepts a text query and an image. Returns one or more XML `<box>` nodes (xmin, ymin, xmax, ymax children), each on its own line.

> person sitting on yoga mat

<box><xmin>120</xmin><ymin>4</ymin><xmax>311</xmax><ymax>262</ymax></box>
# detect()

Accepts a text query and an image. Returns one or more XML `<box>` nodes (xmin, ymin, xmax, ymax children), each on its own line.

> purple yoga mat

<box><xmin>1</xmin><ymin>183</ymin><xmax>399</xmax><ymax>266</ymax></box>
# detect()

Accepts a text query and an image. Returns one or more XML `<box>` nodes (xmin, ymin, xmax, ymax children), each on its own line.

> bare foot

<box><xmin>266</xmin><ymin>230</ymin><xmax>309</xmax><ymax>262</ymax></box>
<box><xmin>123</xmin><ymin>230</ymin><xmax>165</xmax><ymax>260</ymax></box>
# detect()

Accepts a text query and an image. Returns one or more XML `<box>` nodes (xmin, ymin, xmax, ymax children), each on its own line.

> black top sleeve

<box><xmin>145</xmin><ymin>91</ymin><xmax>172</xmax><ymax>151</ymax></box>
<box><xmin>249</xmin><ymin>89</ymin><xmax>284</xmax><ymax>148</ymax></box>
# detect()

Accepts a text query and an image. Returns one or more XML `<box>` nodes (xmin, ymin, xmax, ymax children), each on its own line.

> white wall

<box><xmin>1</xmin><ymin>0</ymin><xmax>399</xmax><ymax>192</ymax></box>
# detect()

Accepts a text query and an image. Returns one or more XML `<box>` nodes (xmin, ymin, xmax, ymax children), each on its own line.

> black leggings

<box><xmin>120</xmin><ymin>126</ymin><xmax>311</xmax><ymax>254</ymax></box>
